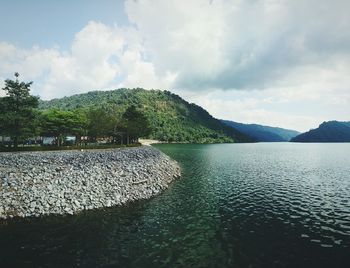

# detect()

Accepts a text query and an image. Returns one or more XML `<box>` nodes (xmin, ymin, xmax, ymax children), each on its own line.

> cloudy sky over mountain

<box><xmin>1</xmin><ymin>0</ymin><xmax>349</xmax><ymax>131</ymax></box>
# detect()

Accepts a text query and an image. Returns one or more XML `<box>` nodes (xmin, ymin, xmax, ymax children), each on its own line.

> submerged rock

<box><xmin>0</xmin><ymin>146</ymin><xmax>181</xmax><ymax>220</ymax></box>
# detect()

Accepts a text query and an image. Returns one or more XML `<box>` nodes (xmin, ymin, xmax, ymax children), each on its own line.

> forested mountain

<box><xmin>40</xmin><ymin>89</ymin><xmax>253</xmax><ymax>143</ymax></box>
<box><xmin>291</xmin><ymin>121</ymin><xmax>350</xmax><ymax>142</ymax></box>
<box><xmin>221</xmin><ymin>120</ymin><xmax>300</xmax><ymax>142</ymax></box>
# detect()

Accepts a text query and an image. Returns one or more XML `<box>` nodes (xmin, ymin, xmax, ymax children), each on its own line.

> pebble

<box><xmin>0</xmin><ymin>146</ymin><xmax>181</xmax><ymax>220</ymax></box>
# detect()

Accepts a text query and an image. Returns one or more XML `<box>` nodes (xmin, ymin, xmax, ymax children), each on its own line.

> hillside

<box><xmin>291</xmin><ymin>121</ymin><xmax>350</xmax><ymax>142</ymax></box>
<box><xmin>221</xmin><ymin>120</ymin><xmax>300</xmax><ymax>142</ymax></box>
<box><xmin>40</xmin><ymin>89</ymin><xmax>253</xmax><ymax>143</ymax></box>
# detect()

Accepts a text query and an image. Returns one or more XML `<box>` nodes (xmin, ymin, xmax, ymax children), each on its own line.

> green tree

<box><xmin>0</xmin><ymin>73</ymin><xmax>39</xmax><ymax>148</ymax></box>
<box><xmin>120</xmin><ymin>105</ymin><xmax>151</xmax><ymax>144</ymax></box>
<box><xmin>86</xmin><ymin>106</ymin><xmax>117</xmax><ymax>141</ymax></box>
<box><xmin>40</xmin><ymin>109</ymin><xmax>87</xmax><ymax>146</ymax></box>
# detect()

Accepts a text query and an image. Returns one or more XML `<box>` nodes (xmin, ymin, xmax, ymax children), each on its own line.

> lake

<box><xmin>0</xmin><ymin>143</ymin><xmax>349</xmax><ymax>267</ymax></box>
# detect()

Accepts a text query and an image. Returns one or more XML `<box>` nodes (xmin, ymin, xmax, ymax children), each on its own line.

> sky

<box><xmin>0</xmin><ymin>0</ymin><xmax>349</xmax><ymax>132</ymax></box>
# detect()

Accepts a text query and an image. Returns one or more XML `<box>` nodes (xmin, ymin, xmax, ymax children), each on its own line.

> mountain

<box><xmin>40</xmin><ymin>88</ymin><xmax>253</xmax><ymax>143</ymax></box>
<box><xmin>221</xmin><ymin>120</ymin><xmax>300</xmax><ymax>142</ymax></box>
<box><xmin>291</xmin><ymin>121</ymin><xmax>350</xmax><ymax>142</ymax></box>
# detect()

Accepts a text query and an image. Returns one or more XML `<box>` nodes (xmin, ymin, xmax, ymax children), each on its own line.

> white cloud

<box><xmin>125</xmin><ymin>0</ymin><xmax>350</xmax><ymax>90</ymax></box>
<box><xmin>179</xmin><ymin>83</ymin><xmax>350</xmax><ymax>132</ymax></box>
<box><xmin>119</xmin><ymin>49</ymin><xmax>177</xmax><ymax>89</ymax></box>
<box><xmin>41</xmin><ymin>21</ymin><xmax>124</xmax><ymax>99</ymax></box>
<box><xmin>0</xmin><ymin>21</ymin><xmax>175</xmax><ymax>99</ymax></box>
<box><xmin>0</xmin><ymin>42</ymin><xmax>58</xmax><ymax>82</ymax></box>
<box><xmin>124</xmin><ymin>0</ymin><xmax>350</xmax><ymax>130</ymax></box>
<box><xmin>64</xmin><ymin>21</ymin><xmax>175</xmax><ymax>95</ymax></box>
<box><xmin>125</xmin><ymin>0</ymin><xmax>233</xmax><ymax>86</ymax></box>
<box><xmin>181</xmin><ymin>89</ymin><xmax>321</xmax><ymax>132</ymax></box>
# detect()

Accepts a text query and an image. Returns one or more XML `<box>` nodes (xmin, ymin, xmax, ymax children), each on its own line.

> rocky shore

<box><xmin>0</xmin><ymin>146</ymin><xmax>181</xmax><ymax>220</ymax></box>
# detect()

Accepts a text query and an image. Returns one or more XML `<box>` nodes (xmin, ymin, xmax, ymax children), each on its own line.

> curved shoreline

<box><xmin>0</xmin><ymin>146</ymin><xmax>181</xmax><ymax>220</ymax></box>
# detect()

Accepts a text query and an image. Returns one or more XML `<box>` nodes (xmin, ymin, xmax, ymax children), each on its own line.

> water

<box><xmin>1</xmin><ymin>143</ymin><xmax>350</xmax><ymax>267</ymax></box>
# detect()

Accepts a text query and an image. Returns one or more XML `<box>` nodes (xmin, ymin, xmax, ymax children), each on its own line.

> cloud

<box><xmin>118</xmin><ymin>48</ymin><xmax>177</xmax><ymax>89</ymax></box>
<box><xmin>182</xmin><ymin>89</ymin><xmax>323</xmax><ymax>132</ymax></box>
<box><xmin>2</xmin><ymin>0</ymin><xmax>349</xmax><ymax>97</ymax></box>
<box><xmin>0</xmin><ymin>42</ymin><xmax>58</xmax><ymax>81</ymax></box>
<box><xmin>0</xmin><ymin>21</ymin><xmax>175</xmax><ymax>99</ymax></box>
<box><xmin>126</xmin><ymin>0</ymin><xmax>350</xmax><ymax>91</ymax></box>
<box><xmin>180</xmin><ymin>80</ymin><xmax>350</xmax><ymax>132</ymax></box>
<box><xmin>41</xmin><ymin>21</ymin><xmax>125</xmax><ymax>99</ymax></box>
<box><xmin>124</xmin><ymin>0</ymin><xmax>350</xmax><ymax>130</ymax></box>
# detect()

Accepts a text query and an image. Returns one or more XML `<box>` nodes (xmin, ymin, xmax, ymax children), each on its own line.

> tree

<box><xmin>86</xmin><ymin>106</ymin><xmax>117</xmax><ymax>141</ymax></box>
<box><xmin>120</xmin><ymin>105</ymin><xmax>151</xmax><ymax>144</ymax></box>
<box><xmin>0</xmin><ymin>73</ymin><xmax>39</xmax><ymax>148</ymax></box>
<box><xmin>40</xmin><ymin>109</ymin><xmax>87</xmax><ymax>146</ymax></box>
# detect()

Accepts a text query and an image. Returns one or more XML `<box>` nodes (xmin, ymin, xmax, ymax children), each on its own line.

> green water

<box><xmin>0</xmin><ymin>143</ymin><xmax>349</xmax><ymax>267</ymax></box>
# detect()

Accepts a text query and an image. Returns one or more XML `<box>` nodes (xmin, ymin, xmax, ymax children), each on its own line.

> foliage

<box><xmin>40</xmin><ymin>88</ymin><xmax>253</xmax><ymax>143</ymax></box>
<box><xmin>40</xmin><ymin>109</ymin><xmax>87</xmax><ymax>145</ymax></box>
<box><xmin>85</xmin><ymin>106</ymin><xmax>118</xmax><ymax>139</ymax></box>
<box><xmin>0</xmin><ymin>73</ymin><xmax>39</xmax><ymax>147</ymax></box>
<box><xmin>0</xmin><ymin>77</ymin><xmax>252</xmax><ymax>147</ymax></box>
<box><xmin>120</xmin><ymin>105</ymin><xmax>152</xmax><ymax>144</ymax></box>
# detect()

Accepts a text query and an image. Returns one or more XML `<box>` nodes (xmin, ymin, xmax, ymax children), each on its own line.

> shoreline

<box><xmin>0</xmin><ymin>146</ymin><xmax>181</xmax><ymax>220</ymax></box>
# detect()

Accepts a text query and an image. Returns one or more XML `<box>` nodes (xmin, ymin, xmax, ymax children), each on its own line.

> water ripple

<box><xmin>0</xmin><ymin>143</ymin><xmax>350</xmax><ymax>267</ymax></box>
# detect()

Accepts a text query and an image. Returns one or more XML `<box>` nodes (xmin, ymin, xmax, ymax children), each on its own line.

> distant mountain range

<box><xmin>40</xmin><ymin>89</ymin><xmax>253</xmax><ymax>143</ymax></box>
<box><xmin>291</xmin><ymin>121</ymin><xmax>350</xmax><ymax>142</ymax></box>
<box><xmin>221</xmin><ymin>120</ymin><xmax>300</xmax><ymax>142</ymax></box>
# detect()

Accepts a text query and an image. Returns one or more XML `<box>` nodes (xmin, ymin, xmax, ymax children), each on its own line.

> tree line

<box><xmin>0</xmin><ymin>73</ymin><xmax>151</xmax><ymax>148</ymax></box>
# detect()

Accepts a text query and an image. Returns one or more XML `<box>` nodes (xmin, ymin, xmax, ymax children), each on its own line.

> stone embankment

<box><xmin>0</xmin><ymin>146</ymin><xmax>181</xmax><ymax>220</ymax></box>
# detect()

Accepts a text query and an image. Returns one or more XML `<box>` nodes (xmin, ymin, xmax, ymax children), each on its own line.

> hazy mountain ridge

<box><xmin>40</xmin><ymin>88</ymin><xmax>253</xmax><ymax>143</ymax></box>
<box><xmin>291</xmin><ymin>121</ymin><xmax>350</xmax><ymax>142</ymax></box>
<box><xmin>221</xmin><ymin>120</ymin><xmax>300</xmax><ymax>142</ymax></box>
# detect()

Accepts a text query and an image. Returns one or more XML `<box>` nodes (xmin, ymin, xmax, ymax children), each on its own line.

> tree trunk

<box><xmin>14</xmin><ymin>136</ymin><xmax>18</xmax><ymax>148</ymax></box>
<box><xmin>76</xmin><ymin>135</ymin><xmax>80</xmax><ymax>146</ymax></box>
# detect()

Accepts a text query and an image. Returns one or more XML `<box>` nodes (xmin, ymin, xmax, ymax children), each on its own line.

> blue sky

<box><xmin>0</xmin><ymin>0</ymin><xmax>128</xmax><ymax>49</ymax></box>
<box><xmin>1</xmin><ymin>0</ymin><xmax>349</xmax><ymax>132</ymax></box>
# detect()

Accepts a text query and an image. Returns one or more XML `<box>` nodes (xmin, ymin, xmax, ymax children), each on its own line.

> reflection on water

<box><xmin>0</xmin><ymin>143</ymin><xmax>349</xmax><ymax>267</ymax></box>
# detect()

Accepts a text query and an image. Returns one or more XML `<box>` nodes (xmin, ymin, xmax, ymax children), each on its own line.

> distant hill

<box><xmin>221</xmin><ymin>120</ymin><xmax>300</xmax><ymax>142</ymax></box>
<box><xmin>40</xmin><ymin>88</ymin><xmax>253</xmax><ymax>143</ymax></box>
<box><xmin>291</xmin><ymin>121</ymin><xmax>350</xmax><ymax>142</ymax></box>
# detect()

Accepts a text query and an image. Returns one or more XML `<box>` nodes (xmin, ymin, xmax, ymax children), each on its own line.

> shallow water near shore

<box><xmin>1</xmin><ymin>143</ymin><xmax>350</xmax><ymax>267</ymax></box>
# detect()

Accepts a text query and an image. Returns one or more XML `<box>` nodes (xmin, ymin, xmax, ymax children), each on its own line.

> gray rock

<box><xmin>0</xmin><ymin>146</ymin><xmax>181</xmax><ymax>220</ymax></box>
